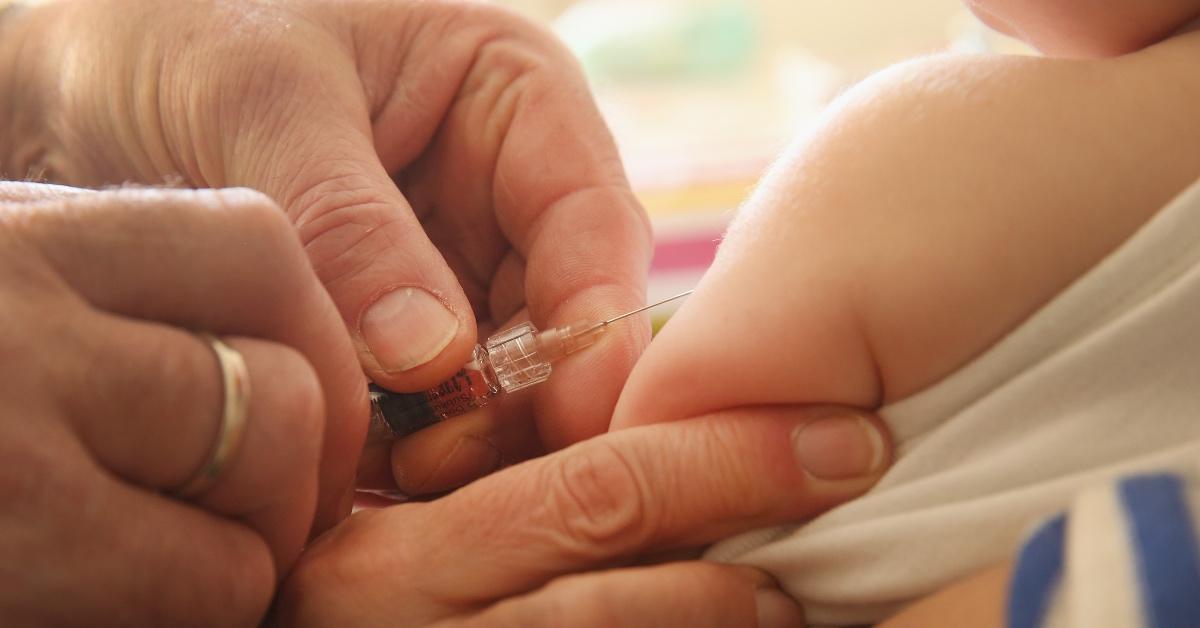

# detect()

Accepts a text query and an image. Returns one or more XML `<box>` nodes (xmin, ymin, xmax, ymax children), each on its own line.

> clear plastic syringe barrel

<box><xmin>487</xmin><ymin>319</ymin><xmax>605</xmax><ymax>391</ymax></box>
<box><xmin>368</xmin><ymin>320</ymin><xmax>604</xmax><ymax>439</ymax></box>
<box><xmin>486</xmin><ymin>321</ymin><xmax>552</xmax><ymax>392</ymax></box>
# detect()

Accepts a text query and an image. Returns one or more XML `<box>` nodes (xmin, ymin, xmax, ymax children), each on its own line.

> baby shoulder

<box><xmin>743</xmin><ymin>50</ymin><xmax>1200</xmax><ymax>401</ymax></box>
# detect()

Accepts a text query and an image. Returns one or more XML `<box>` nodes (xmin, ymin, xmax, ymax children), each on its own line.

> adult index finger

<box><xmin>492</xmin><ymin>54</ymin><xmax>653</xmax><ymax>449</ymax></box>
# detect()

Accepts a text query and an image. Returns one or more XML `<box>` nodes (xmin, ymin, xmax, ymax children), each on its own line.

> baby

<box><xmin>612</xmin><ymin>1</ymin><xmax>1200</xmax><ymax>625</ymax></box>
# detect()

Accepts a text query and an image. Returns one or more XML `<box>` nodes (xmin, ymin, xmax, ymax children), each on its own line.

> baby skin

<box><xmin>612</xmin><ymin>1</ymin><xmax>1200</xmax><ymax>624</ymax></box>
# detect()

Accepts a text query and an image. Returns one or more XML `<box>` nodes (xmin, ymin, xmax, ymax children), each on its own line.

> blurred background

<box><xmin>498</xmin><ymin>0</ymin><xmax>1029</xmax><ymax>322</ymax></box>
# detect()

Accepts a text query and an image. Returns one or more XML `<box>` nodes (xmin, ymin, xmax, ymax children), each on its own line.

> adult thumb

<box><xmin>243</xmin><ymin>111</ymin><xmax>478</xmax><ymax>393</ymax></box>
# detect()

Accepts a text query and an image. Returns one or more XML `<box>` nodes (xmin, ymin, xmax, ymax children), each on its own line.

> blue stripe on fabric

<box><xmin>1119</xmin><ymin>473</ymin><xmax>1200</xmax><ymax>628</ymax></box>
<box><xmin>1008</xmin><ymin>514</ymin><xmax>1067</xmax><ymax>628</ymax></box>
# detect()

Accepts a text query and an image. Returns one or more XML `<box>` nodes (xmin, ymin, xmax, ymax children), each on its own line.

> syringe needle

<box><xmin>596</xmin><ymin>290</ymin><xmax>696</xmax><ymax>329</ymax></box>
<box><xmin>485</xmin><ymin>289</ymin><xmax>696</xmax><ymax>357</ymax></box>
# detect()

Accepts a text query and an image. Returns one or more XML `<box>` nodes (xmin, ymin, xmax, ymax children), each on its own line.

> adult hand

<box><xmin>1</xmin><ymin>0</ymin><xmax>651</xmax><ymax>497</ymax></box>
<box><xmin>0</xmin><ymin>183</ymin><xmax>366</xmax><ymax>626</ymax></box>
<box><xmin>272</xmin><ymin>405</ymin><xmax>892</xmax><ymax>627</ymax></box>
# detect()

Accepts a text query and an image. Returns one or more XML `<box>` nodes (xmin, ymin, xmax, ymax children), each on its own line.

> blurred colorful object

<box><xmin>556</xmin><ymin>0</ymin><xmax>756</xmax><ymax>83</ymax></box>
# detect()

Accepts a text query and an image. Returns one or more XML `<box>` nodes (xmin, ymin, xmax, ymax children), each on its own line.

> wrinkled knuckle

<box><xmin>548</xmin><ymin>441</ymin><xmax>651</xmax><ymax>556</ymax></box>
<box><xmin>299</xmin><ymin>208</ymin><xmax>409</xmax><ymax>291</ymax></box>
<box><xmin>451</xmin><ymin>5</ymin><xmax>557</xmax><ymax>87</ymax></box>
<box><xmin>286</xmin><ymin>171</ymin><xmax>382</xmax><ymax>229</ymax></box>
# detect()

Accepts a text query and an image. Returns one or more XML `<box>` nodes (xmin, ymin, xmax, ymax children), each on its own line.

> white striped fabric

<box><xmin>1009</xmin><ymin>473</ymin><xmax>1200</xmax><ymax>628</ymax></box>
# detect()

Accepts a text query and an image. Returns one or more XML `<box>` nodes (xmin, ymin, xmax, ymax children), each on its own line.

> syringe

<box><xmin>367</xmin><ymin>291</ymin><xmax>693</xmax><ymax>440</ymax></box>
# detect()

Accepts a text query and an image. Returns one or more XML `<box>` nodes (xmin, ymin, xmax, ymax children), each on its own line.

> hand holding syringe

<box><xmin>367</xmin><ymin>291</ymin><xmax>694</xmax><ymax>440</ymax></box>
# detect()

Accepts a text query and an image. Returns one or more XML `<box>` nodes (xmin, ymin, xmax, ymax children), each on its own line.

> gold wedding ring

<box><xmin>171</xmin><ymin>333</ymin><xmax>251</xmax><ymax>498</ymax></box>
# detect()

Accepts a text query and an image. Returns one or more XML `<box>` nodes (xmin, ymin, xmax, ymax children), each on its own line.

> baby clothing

<box><xmin>707</xmin><ymin>178</ymin><xmax>1200</xmax><ymax>626</ymax></box>
<box><xmin>1008</xmin><ymin>472</ymin><xmax>1200</xmax><ymax>628</ymax></box>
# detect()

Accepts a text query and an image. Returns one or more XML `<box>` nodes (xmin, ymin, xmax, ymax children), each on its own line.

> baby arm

<box><xmin>613</xmin><ymin>47</ymin><xmax>1200</xmax><ymax>430</ymax></box>
<box><xmin>612</xmin><ymin>38</ymin><xmax>1200</xmax><ymax>625</ymax></box>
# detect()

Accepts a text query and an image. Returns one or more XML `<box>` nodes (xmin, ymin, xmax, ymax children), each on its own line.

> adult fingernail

<box><xmin>755</xmin><ymin>588</ymin><xmax>805</xmax><ymax>628</ymax></box>
<box><xmin>416</xmin><ymin>436</ymin><xmax>502</xmax><ymax>494</ymax></box>
<box><xmin>361</xmin><ymin>287</ymin><xmax>459</xmax><ymax>372</ymax></box>
<box><xmin>792</xmin><ymin>415</ymin><xmax>886</xmax><ymax>480</ymax></box>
